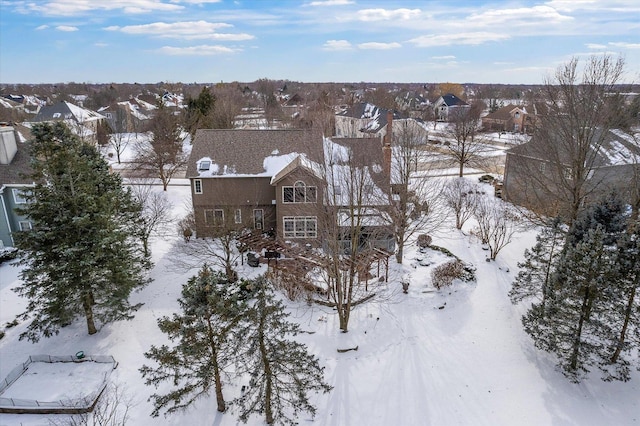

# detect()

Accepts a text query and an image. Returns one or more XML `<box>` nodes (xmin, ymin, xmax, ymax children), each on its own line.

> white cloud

<box><xmin>17</xmin><ymin>1</ymin><xmax>184</xmax><ymax>16</ymax></box>
<box><xmin>323</xmin><ymin>39</ymin><xmax>353</xmax><ymax>50</ymax></box>
<box><xmin>35</xmin><ymin>24</ymin><xmax>49</xmax><ymax>30</ymax></box>
<box><xmin>409</xmin><ymin>32</ymin><xmax>510</xmax><ymax>47</ymax></box>
<box><xmin>358</xmin><ymin>42</ymin><xmax>401</xmax><ymax>50</ymax></box>
<box><xmin>608</xmin><ymin>41</ymin><xmax>640</xmax><ymax>49</ymax></box>
<box><xmin>356</xmin><ymin>8</ymin><xmax>422</xmax><ymax>21</ymax></box>
<box><xmin>157</xmin><ymin>45</ymin><xmax>237</xmax><ymax>55</ymax></box>
<box><xmin>94</xmin><ymin>42</ymin><xmax>108</xmax><ymax>47</ymax></box>
<box><xmin>56</xmin><ymin>25</ymin><xmax>79</xmax><ymax>32</ymax></box>
<box><xmin>466</xmin><ymin>5</ymin><xmax>573</xmax><ymax>26</ymax></box>
<box><xmin>105</xmin><ymin>21</ymin><xmax>254</xmax><ymax>41</ymax></box>
<box><xmin>170</xmin><ymin>0</ymin><xmax>222</xmax><ymax>3</ymax></box>
<box><xmin>586</xmin><ymin>43</ymin><xmax>607</xmax><ymax>49</ymax></box>
<box><xmin>308</xmin><ymin>0</ymin><xmax>353</xmax><ymax>5</ymax></box>
<box><xmin>432</xmin><ymin>55</ymin><xmax>456</xmax><ymax>60</ymax></box>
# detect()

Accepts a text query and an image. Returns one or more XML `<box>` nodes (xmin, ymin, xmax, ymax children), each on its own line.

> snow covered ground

<box><xmin>1</xmin><ymin>180</ymin><xmax>639</xmax><ymax>425</ymax></box>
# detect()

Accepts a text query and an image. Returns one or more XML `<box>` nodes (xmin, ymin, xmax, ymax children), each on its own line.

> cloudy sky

<box><xmin>0</xmin><ymin>0</ymin><xmax>638</xmax><ymax>84</ymax></box>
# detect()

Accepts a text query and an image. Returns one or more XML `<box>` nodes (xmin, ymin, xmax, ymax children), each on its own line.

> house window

<box><xmin>198</xmin><ymin>160</ymin><xmax>211</xmax><ymax>171</ymax></box>
<box><xmin>253</xmin><ymin>209</ymin><xmax>264</xmax><ymax>230</ymax></box>
<box><xmin>12</xmin><ymin>189</ymin><xmax>29</xmax><ymax>204</ymax></box>
<box><xmin>283</xmin><ymin>216</ymin><xmax>317</xmax><ymax>238</ymax></box>
<box><xmin>204</xmin><ymin>209</ymin><xmax>224</xmax><ymax>226</ymax></box>
<box><xmin>194</xmin><ymin>179</ymin><xmax>202</xmax><ymax>194</ymax></box>
<box><xmin>105</xmin><ymin>112</ymin><xmax>113</xmax><ymax>119</ymax></box>
<box><xmin>283</xmin><ymin>181</ymin><xmax>317</xmax><ymax>203</ymax></box>
<box><xmin>539</xmin><ymin>162</ymin><xmax>546</xmax><ymax>173</ymax></box>
<box><xmin>18</xmin><ymin>221</ymin><xmax>32</xmax><ymax>231</ymax></box>
<box><xmin>235</xmin><ymin>209</ymin><xmax>242</xmax><ymax>224</ymax></box>
<box><xmin>214</xmin><ymin>210</ymin><xmax>224</xmax><ymax>226</ymax></box>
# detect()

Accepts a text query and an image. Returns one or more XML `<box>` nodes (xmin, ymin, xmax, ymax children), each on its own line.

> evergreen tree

<box><xmin>601</xmin><ymin>225</ymin><xmax>640</xmax><ymax>381</ymax></box>
<box><xmin>14</xmin><ymin>122</ymin><xmax>149</xmax><ymax>341</ymax></box>
<box><xmin>509</xmin><ymin>218</ymin><xmax>565</xmax><ymax>313</ymax></box>
<box><xmin>236</xmin><ymin>276</ymin><xmax>332</xmax><ymax>425</ymax></box>
<box><xmin>184</xmin><ymin>86</ymin><xmax>216</xmax><ymax>139</ymax></box>
<box><xmin>521</xmin><ymin>226</ymin><xmax>616</xmax><ymax>381</ymax></box>
<box><xmin>140</xmin><ymin>266</ymin><xmax>246</xmax><ymax>415</ymax></box>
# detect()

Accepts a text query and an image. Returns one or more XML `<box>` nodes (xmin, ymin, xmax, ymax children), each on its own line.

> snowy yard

<box><xmin>0</xmin><ymin>356</ymin><xmax>115</xmax><ymax>411</ymax></box>
<box><xmin>1</xmin><ymin>180</ymin><xmax>639</xmax><ymax>425</ymax></box>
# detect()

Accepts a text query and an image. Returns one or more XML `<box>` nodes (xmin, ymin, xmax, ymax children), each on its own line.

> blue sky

<box><xmin>0</xmin><ymin>0</ymin><xmax>638</xmax><ymax>84</ymax></box>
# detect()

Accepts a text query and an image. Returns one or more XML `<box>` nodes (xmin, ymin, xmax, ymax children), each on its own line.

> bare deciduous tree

<box><xmin>129</xmin><ymin>180</ymin><xmax>174</xmax><ymax>257</ymax></box>
<box><xmin>472</xmin><ymin>197</ymin><xmax>526</xmax><ymax>260</ymax></box>
<box><xmin>509</xmin><ymin>55</ymin><xmax>627</xmax><ymax>225</ymax></box>
<box><xmin>388</xmin><ymin>121</ymin><xmax>445</xmax><ymax>263</ymax></box>
<box><xmin>49</xmin><ymin>383</ymin><xmax>135</xmax><ymax>426</ymax></box>
<box><xmin>443</xmin><ymin>178</ymin><xmax>479</xmax><ymax>230</ymax></box>
<box><xmin>133</xmin><ymin>103</ymin><xmax>187</xmax><ymax>191</ymax></box>
<box><xmin>168</xmin><ymin>207</ymin><xmax>248</xmax><ymax>281</ymax></box>
<box><xmin>443</xmin><ymin>102</ymin><xmax>489</xmax><ymax>177</ymax></box>
<box><xmin>314</xmin><ymin>138</ymin><xmax>392</xmax><ymax>332</ymax></box>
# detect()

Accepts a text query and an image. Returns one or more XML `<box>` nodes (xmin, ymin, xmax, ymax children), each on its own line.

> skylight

<box><xmin>199</xmin><ymin>160</ymin><xmax>211</xmax><ymax>171</ymax></box>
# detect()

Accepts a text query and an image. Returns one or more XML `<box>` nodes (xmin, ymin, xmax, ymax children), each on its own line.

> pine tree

<box><xmin>601</xmin><ymin>225</ymin><xmax>640</xmax><ymax>381</ymax></box>
<box><xmin>236</xmin><ymin>276</ymin><xmax>332</xmax><ymax>425</ymax></box>
<box><xmin>521</xmin><ymin>227</ymin><xmax>615</xmax><ymax>381</ymax></box>
<box><xmin>509</xmin><ymin>218</ymin><xmax>565</xmax><ymax>312</ymax></box>
<box><xmin>14</xmin><ymin>122</ymin><xmax>149</xmax><ymax>341</ymax></box>
<box><xmin>140</xmin><ymin>266</ymin><xmax>247</xmax><ymax>415</ymax></box>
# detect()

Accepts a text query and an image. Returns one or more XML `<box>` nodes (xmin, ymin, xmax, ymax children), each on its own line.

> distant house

<box><xmin>335</xmin><ymin>103</ymin><xmax>428</xmax><ymax>144</ymax></box>
<box><xmin>0</xmin><ymin>126</ymin><xmax>33</xmax><ymax>248</ymax></box>
<box><xmin>186</xmin><ymin>128</ymin><xmax>395</xmax><ymax>251</ymax></box>
<box><xmin>32</xmin><ymin>101</ymin><xmax>106</xmax><ymax>143</ymax></box>
<box><xmin>99</xmin><ymin>98</ymin><xmax>156</xmax><ymax>133</ymax></box>
<box><xmin>481</xmin><ymin>104</ymin><xmax>528</xmax><ymax>133</ymax></box>
<box><xmin>503</xmin><ymin>127</ymin><xmax>640</xmax><ymax>217</ymax></box>
<box><xmin>433</xmin><ymin>94</ymin><xmax>469</xmax><ymax>122</ymax></box>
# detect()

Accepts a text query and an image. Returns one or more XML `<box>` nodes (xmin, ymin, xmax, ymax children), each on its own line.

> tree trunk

<box><xmin>610</xmin><ymin>286</ymin><xmax>636</xmax><ymax>364</ymax></box>
<box><xmin>207</xmin><ymin>319</ymin><xmax>226</xmax><ymax>412</ymax></box>
<box><xmin>258</xmin><ymin>300</ymin><xmax>274</xmax><ymax>424</ymax></box>
<box><xmin>458</xmin><ymin>161</ymin><xmax>464</xmax><ymax>178</ymax></box>
<box><xmin>83</xmin><ymin>292</ymin><xmax>97</xmax><ymax>335</ymax></box>
<box><xmin>570</xmin><ymin>286</ymin><xmax>590</xmax><ymax>371</ymax></box>
<box><xmin>395</xmin><ymin>243</ymin><xmax>403</xmax><ymax>264</ymax></box>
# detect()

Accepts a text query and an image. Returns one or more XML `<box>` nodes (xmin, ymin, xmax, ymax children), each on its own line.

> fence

<box><xmin>0</xmin><ymin>354</ymin><xmax>117</xmax><ymax>414</ymax></box>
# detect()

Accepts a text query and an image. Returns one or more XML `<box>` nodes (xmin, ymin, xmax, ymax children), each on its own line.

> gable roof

<box><xmin>483</xmin><ymin>104</ymin><xmax>526</xmax><ymax>121</ymax></box>
<box><xmin>507</xmin><ymin>128</ymin><xmax>640</xmax><ymax>167</ymax></box>
<box><xmin>439</xmin><ymin>94</ymin><xmax>469</xmax><ymax>107</ymax></box>
<box><xmin>336</xmin><ymin>103</ymin><xmax>404</xmax><ymax>133</ymax></box>
<box><xmin>33</xmin><ymin>101</ymin><xmax>105</xmax><ymax>123</ymax></box>
<box><xmin>186</xmin><ymin>129</ymin><xmax>323</xmax><ymax>178</ymax></box>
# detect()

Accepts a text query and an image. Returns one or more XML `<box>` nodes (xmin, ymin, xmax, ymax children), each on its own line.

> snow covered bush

<box><xmin>417</xmin><ymin>234</ymin><xmax>432</xmax><ymax>248</ymax></box>
<box><xmin>431</xmin><ymin>260</ymin><xmax>465</xmax><ymax>289</ymax></box>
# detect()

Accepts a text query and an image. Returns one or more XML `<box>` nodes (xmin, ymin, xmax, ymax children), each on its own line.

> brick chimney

<box><xmin>383</xmin><ymin>110</ymin><xmax>393</xmax><ymax>180</ymax></box>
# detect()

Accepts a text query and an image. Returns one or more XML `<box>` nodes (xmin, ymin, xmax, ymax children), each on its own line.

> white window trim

<box><xmin>194</xmin><ymin>179</ymin><xmax>202</xmax><ymax>194</ymax></box>
<box><xmin>283</xmin><ymin>216</ymin><xmax>317</xmax><ymax>239</ymax></box>
<box><xmin>253</xmin><ymin>209</ymin><xmax>264</xmax><ymax>230</ymax></box>
<box><xmin>282</xmin><ymin>181</ymin><xmax>317</xmax><ymax>204</ymax></box>
<box><xmin>18</xmin><ymin>221</ymin><xmax>32</xmax><ymax>231</ymax></box>
<box><xmin>235</xmin><ymin>209</ymin><xmax>242</xmax><ymax>224</ymax></box>
<box><xmin>13</xmin><ymin>188</ymin><xmax>28</xmax><ymax>204</ymax></box>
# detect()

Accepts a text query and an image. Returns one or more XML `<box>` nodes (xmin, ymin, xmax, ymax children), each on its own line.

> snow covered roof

<box><xmin>507</xmin><ymin>127</ymin><xmax>640</xmax><ymax>167</ymax></box>
<box><xmin>33</xmin><ymin>101</ymin><xmax>105</xmax><ymax>124</ymax></box>
<box><xmin>186</xmin><ymin>129</ymin><xmax>323</xmax><ymax>178</ymax></box>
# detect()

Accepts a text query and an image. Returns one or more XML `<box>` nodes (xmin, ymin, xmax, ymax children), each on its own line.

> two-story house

<box><xmin>482</xmin><ymin>104</ymin><xmax>528</xmax><ymax>133</ymax></box>
<box><xmin>32</xmin><ymin>101</ymin><xmax>107</xmax><ymax>144</ymax></box>
<box><xmin>0</xmin><ymin>126</ymin><xmax>33</xmax><ymax>248</ymax></box>
<box><xmin>503</xmin><ymin>127</ymin><xmax>640</xmax><ymax>218</ymax></box>
<box><xmin>433</xmin><ymin>93</ymin><xmax>470</xmax><ymax>122</ymax></box>
<box><xmin>186</xmin><ymin>127</ymin><xmax>396</xmax><ymax>251</ymax></box>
